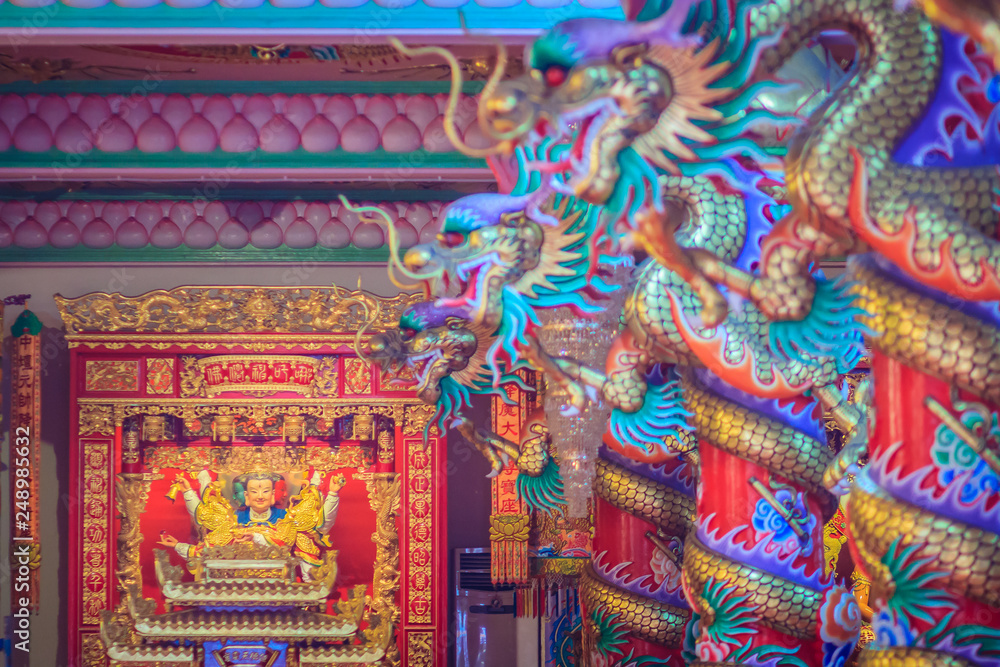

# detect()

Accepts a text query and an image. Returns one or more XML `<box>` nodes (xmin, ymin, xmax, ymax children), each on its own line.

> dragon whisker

<box><xmin>338</xmin><ymin>195</ymin><xmax>436</xmax><ymax>291</ymax></box>
<box><xmin>388</xmin><ymin>38</ymin><xmax>512</xmax><ymax>158</ymax></box>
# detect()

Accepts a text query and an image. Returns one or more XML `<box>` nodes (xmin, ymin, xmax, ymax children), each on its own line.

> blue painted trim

<box><xmin>0</xmin><ymin>2</ymin><xmax>622</xmax><ymax>30</ymax></box>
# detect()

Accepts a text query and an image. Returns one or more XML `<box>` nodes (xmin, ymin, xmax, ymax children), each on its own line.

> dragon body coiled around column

<box><xmin>841</xmin><ymin>256</ymin><xmax>1000</xmax><ymax>666</ymax></box>
<box><xmin>381</xmin><ymin>30</ymin><xmax>868</xmax><ymax>665</ymax></box>
<box><xmin>454</xmin><ymin>0</ymin><xmax>1000</xmax><ymax>662</ymax></box>
<box><xmin>745</xmin><ymin>0</ymin><xmax>1000</xmax><ymax>319</ymax></box>
<box><xmin>749</xmin><ymin>3</ymin><xmax>1000</xmax><ymax>660</ymax></box>
<box><xmin>419</xmin><ymin>4</ymin><xmax>868</xmax><ymax>664</ymax></box>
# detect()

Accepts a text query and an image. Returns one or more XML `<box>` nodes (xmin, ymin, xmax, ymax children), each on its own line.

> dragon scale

<box><xmin>751</xmin><ymin>2</ymin><xmax>1000</xmax><ymax>662</ymax></box>
<box><xmin>748</xmin><ymin>0</ymin><xmax>1000</xmax><ymax>321</ymax></box>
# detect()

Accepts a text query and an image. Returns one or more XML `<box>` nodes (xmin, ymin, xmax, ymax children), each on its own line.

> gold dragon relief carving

<box><xmin>56</xmin><ymin>286</ymin><xmax>424</xmax><ymax>335</ymax></box>
<box><xmin>361</xmin><ymin>472</ymin><xmax>403</xmax><ymax>667</ymax></box>
<box><xmin>406</xmin><ymin>631</ymin><xmax>435</xmax><ymax>667</ymax></box>
<box><xmin>81</xmin><ymin>633</ymin><xmax>107</xmax><ymax>667</ymax></box>
<box><xmin>179</xmin><ymin>356</ymin><xmax>206</xmax><ymax>396</ymax></box>
<box><xmin>85</xmin><ymin>360</ymin><xmax>140</xmax><ymax>392</ymax></box>
<box><xmin>79</xmin><ymin>405</ymin><xmax>114</xmax><ymax>437</ymax></box>
<box><xmin>403</xmin><ymin>404</ymin><xmax>439</xmax><ymax>438</ymax></box>
<box><xmin>75</xmin><ymin>338</ymin><xmax>345</xmax><ymax>353</ymax></box>
<box><xmin>113</xmin><ymin>474</ymin><xmax>150</xmax><ymax>613</ymax></box>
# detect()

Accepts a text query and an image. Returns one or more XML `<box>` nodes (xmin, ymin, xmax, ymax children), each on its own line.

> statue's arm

<box><xmin>182</xmin><ymin>488</ymin><xmax>200</xmax><ymax>518</ymax></box>
<box><xmin>317</xmin><ymin>492</ymin><xmax>340</xmax><ymax>534</ymax></box>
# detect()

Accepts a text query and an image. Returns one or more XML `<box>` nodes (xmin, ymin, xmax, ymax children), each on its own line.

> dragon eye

<box><xmin>544</xmin><ymin>65</ymin><xmax>568</xmax><ymax>87</ymax></box>
<box><xmin>439</xmin><ymin>232</ymin><xmax>465</xmax><ymax>248</ymax></box>
<box><xmin>400</xmin><ymin>327</ymin><xmax>416</xmax><ymax>340</ymax></box>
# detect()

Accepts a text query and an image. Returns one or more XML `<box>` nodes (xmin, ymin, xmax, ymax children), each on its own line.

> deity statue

<box><xmin>158</xmin><ymin>467</ymin><xmax>346</xmax><ymax>581</ymax></box>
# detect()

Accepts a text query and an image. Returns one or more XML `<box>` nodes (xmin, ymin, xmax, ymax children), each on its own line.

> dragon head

<box><xmin>365</xmin><ymin>302</ymin><xmax>483</xmax><ymax>404</ymax></box>
<box><xmin>366</xmin><ymin>299</ymin><xmax>535</xmax><ymax>435</ymax></box>
<box><xmin>401</xmin><ymin>193</ymin><xmax>548</xmax><ymax>329</ymax></box>
<box><xmin>482</xmin><ymin>13</ymin><xmax>693</xmax><ymax>205</ymax></box>
<box><xmin>475</xmin><ymin>1</ymin><xmax>796</xmax><ymax>218</ymax></box>
<box><xmin>399</xmin><ymin>141</ymin><xmax>608</xmax><ymax>336</ymax></box>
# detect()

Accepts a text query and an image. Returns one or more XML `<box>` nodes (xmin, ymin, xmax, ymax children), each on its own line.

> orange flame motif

<box><xmin>847</xmin><ymin>146</ymin><xmax>1000</xmax><ymax>301</ymax></box>
<box><xmin>664</xmin><ymin>289</ymin><xmax>813</xmax><ymax>399</ymax></box>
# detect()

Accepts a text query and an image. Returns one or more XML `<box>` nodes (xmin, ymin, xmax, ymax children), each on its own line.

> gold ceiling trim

<box><xmin>56</xmin><ymin>286</ymin><xmax>423</xmax><ymax>336</ymax></box>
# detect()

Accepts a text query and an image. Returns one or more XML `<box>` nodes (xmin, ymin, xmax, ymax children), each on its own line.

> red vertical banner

<box><xmin>11</xmin><ymin>309</ymin><xmax>42</xmax><ymax>613</ymax></box>
<box><xmin>490</xmin><ymin>372</ymin><xmax>531</xmax><ymax>585</ymax></box>
<box><xmin>400</xmin><ymin>415</ymin><xmax>447</xmax><ymax>667</ymax></box>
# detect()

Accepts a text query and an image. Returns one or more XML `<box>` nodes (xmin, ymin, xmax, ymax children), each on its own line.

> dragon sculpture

<box><xmin>390</xmin><ymin>2</ymin><xmax>885</xmax><ymax>665</ymax></box>
<box><xmin>361</xmin><ymin>298</ymin><xmax>565</xmax><ymax>509</ymax></box>
<box><xmin>365</xmin><ymin>296</ymin><xmax>702</xmax><ymax>665</ymax></box>
<box><xmin>360</xmin><ymin>141</ymin><xmax>702</xmax><ymax>663</ymax></box>
<box><xmin>430</xmin><ymin>0</ymin><xmax>1000</xmax><ymax>665</ymax></box>
<box><xmin>372</xmin><ymin>25</ymin><xmax>872</xmax><ymax>653</ymax></box>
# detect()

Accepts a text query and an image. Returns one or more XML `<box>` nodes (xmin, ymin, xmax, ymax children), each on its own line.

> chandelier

<box><xmin>535</xmin><ymin>263</ymin><xmax>630</xmax><ymax>517</ymax></box>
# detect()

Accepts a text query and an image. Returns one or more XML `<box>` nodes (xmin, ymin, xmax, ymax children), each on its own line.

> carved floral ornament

<box><xmin>78</xmin><ymin>400</ymin><xmax>415</xmax><ymax>441</ymax></box>
<box><xmin>56</xmin><ymin>286</ymin><xmax>423</xmax><ymax>336</ymax></box>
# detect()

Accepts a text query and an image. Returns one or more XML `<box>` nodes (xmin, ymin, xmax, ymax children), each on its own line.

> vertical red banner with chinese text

<box><xmin>490</xmin><ymin>372</ymin><xmax>533</xmax><ymax>585</ymax></box>
<box><xmin>10</xmin><ymin>309</ymin><xmax>42</xmax><ymax>612</ymax></box>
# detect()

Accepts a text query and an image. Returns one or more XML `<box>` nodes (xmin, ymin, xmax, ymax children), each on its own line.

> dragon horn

<box><xmin>344</xmin><ymin>297</ymin><xmax>380</xmax><ymax>363</ymax></box>
<box><xmin>388</xmin><ymin>37</ymin><xmax>512</xmax><ymax>157</ymax></box>
<box><xmin>338</xmin><ymin>196</ymin><xmax>437</xmax><ymax>292</ymax></box>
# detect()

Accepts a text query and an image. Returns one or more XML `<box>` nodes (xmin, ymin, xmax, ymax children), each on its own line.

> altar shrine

<box><xmin>58</xmin><ymin>286</ymin><xmax>447</xmax><ymax>667</ymax></box>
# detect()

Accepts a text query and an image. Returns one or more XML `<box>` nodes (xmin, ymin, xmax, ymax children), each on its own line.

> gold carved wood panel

<box><xmin>406</xmin><ymin>630</ymin><xmax>434</xmax><ymax>667</ymax></box>
<box><xmin>143</xmin><ymin>445</ymin><xmax>373</xmax><ymax>475</ymax></box>
<box><xmin>81</xmin><ymin>440</ymin><xmax>111</xmax><ymax>625</ymax></box>
<box><xmin>145</xmin><ymin>358</ymin><xmax>174</xmax><ymax>395</ymax></box>
<box><xmin>85</xmin><ymin>360</ymin><xmax>139</xmax><ymax>392</ymax></box>
<box><xmin>64</xmin><ymin>285</ymin><xmax>442</xmax><ymax>667</ymax></box>
<box><xmin>56</xmin><ymin>286</ymin><xmax>424</xmax><ymax>335</ymax></box>
<box><xmin>344</xmin><ymin>358</ymin><xmax>373</xmax><ymax>395</ymax></box>
<box><xmin>81</xmin><ymin>633</ymin><xmax>107</xmax><ymax>667</ymax></box>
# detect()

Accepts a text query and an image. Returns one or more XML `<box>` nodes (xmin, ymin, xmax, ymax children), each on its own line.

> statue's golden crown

<box><xmin>232</xmin><ymin>448</ymin><xmax>284</xmax><ymax>482</ymax></box>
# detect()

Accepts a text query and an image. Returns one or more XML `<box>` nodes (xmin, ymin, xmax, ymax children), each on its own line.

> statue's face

<box><xmin>245</xmin><ymin>479</ymin><xmax>275</xmax><ymax>514</ymax></box>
